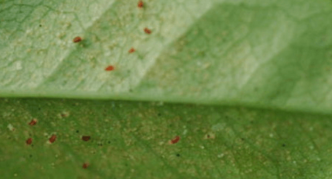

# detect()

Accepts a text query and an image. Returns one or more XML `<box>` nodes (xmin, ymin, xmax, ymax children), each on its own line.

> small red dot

<box><xmin>169</xmin><ymin>136</ymin><xmax>180</xmax><ymax>144</ymax></box>
<box><xmin>138</xmin><ymin>1</ymin><xmax>143</xmax><ymax>8</ymax></box>
<box><xmin>73</xmin><ymin>36</ymin><xmax>82</xmax><ymax>43</ymax></box>
<box><xmin>49</xmin><ymin>134</ymin><xmax>57</xmax><ymax>143</ymax></box>
<box><xmin>29</xmin><ymin>119</ymin><xmax>37</xmax><ymax>126</ymax></box>
<box><xmin>83</xmin><ymin>163</ymin><xmax>89</xmax><ymax>169</ymax></box>
<box><xmin>105</xmin><ymin>65</ymin><xmax>115</xmax><ymax>71</ymax></box>
<box><xmin>26</xmin><ymin>138</ymin><xmax>32</xmax><ymax>145</ymax></box>
<box><xmin>82</xmin><ymin>136</ymin><xmax>91</xmax><ymax>141</ymax></box>
<box><xmin>128</xmin><ymin>48</ymin><xmax>136</xmax><ymax>53</ymax></box>
<box><xmin>144</xmin><ymin>28</ymin><xmax>152</xmax><ymax>34</ymax></box>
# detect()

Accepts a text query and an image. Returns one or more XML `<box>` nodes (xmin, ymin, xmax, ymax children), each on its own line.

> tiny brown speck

<box><xmin>83</xmin><ymin>163</ymin><xmax>89</xmax><ymax>169</ymax></box>
<box><xmin>28</xmin><ymin>119</ymin><xmax>37</xmax><ymax>126</ymax></box>
<box><xmin>169</xmin><ymin>136</ymin><xmax>180</xmax><ymax>144</ymax></box>
<box><xmin>128</xmin><ymin>48</ymin><xmax>136</xmax><ymax>53</ymax></box>
<box><xmin>138</xmin><ymin>1</ymin><xmax>143</xmax><ymax>8</ymax></box>
<box><xmin>26</xmin><ymin>138</ymin><xmax>32</xmax><ymax>145</ymax></box>
<box><xmin>73</xmin><ymin>36</ymin><xmax>82</xmax><ymax>43</ymax></box>
<box><xmin>49</xmin><ymin>134</ymin><xmax>56</xmax><ymax>143</ymax></box>
<box><xmin>105</xmin><ymin>65</ymin><xmax>115</xmax><ymax>71</ymax></box>
<box><xmin>82</xmin><ymin>136</ymin><xmax>91</xmax><ymax>141</ymax></box>
<box><xmin>144</xmin><ymin>28</ymin><xmax>152</xmax><ymax>34</ymax></box>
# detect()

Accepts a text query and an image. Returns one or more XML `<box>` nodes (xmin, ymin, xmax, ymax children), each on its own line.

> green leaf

<box><xmin>1</xmin><ymin>0</ymin><xmax>332</xmax><ymax>112</ymax></box>
<box><xmin>1</xmin><ymin>0</ymin><xmax>332</xmax><ymax>178</ymax></box>
<box><xmin>1</xmin><ymin>98</ymin><xmax>332</xmax><ymax>178</ymax></box>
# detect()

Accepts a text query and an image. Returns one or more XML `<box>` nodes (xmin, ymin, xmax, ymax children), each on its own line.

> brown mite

<box><xmin>26</xmin><ymin>138</ymin><xmax>32</xmax><ymax>145</ymax></box>
<box><xmin>49</xmin><ymin>134</ymin><xmax>56</xmax><ymax>143</ymax></box>
<box><xmin>128</xmin><ymin>48</ymin><xmax>136</xmax><ymax>53</ymax></box>
<box><xmin>29</xmin><ymin>119</ymin><xmax>37</xmax><ymax>126</ymax></box>
<box><xmin>144</xmin><ymin>28</ymin><xmax>152</xmax><ymax>34</ymax></box>
<box><xmin>169</xmin><ymin>136</ymin><xmax>180</xmax><ymax>144</ymax></box>
<box><xmin>82</xmin><ymin>136</ymin><xmax>91</xmax><ymax>141</ymax></box>
<box><xmin>138</xmin><ymin>1</ymin><xmax>143</xmax><ymax>8</ymax></box>
<box><xmin>73</xmin><ymin>36</ymin><xmax>82</xmax><ymax>43</ymax></box>
<box><xmin>83</xmin><ymin>163</ymin><xmax>89</xmax><ymax>169</ymax></box>
<box><xmin>105</xmin><ymin>65</ymin><xmax>115</xmax><ymax>71</ymax></box>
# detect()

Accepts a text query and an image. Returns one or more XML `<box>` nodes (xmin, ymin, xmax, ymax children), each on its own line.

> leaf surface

<box><xmin>1</xmin><ymin>0</ymin><xmax>332</xmax><ymax>112</ymax></box>
<box><xmin>1</xmin><ymin>99</ymin><xmax>332</xmax><ymax>178</ymax></box>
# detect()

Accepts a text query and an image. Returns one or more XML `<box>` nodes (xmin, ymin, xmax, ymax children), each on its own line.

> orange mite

<box><xmin>105</xmin><ymin>65</ymin><xmax>115</xmax><ymax>71</ymax></box>
<box><xmin>26</xmin><ymin>138</ymin><xmax>32</xmax><ymax>145</ymax></box>
<box><xmin>128</xmin><ymin>48</ymin><xmax>136</xmax><ymax>53</ymax></box>
<box><xmin>138</xmin><ymin>1</ymin><xmax>143</xmax><ymax>8</ymax></box>
<box><xmin>29</xmin><ymin>119</ymin><xmax>37</xmax><ymax>126</ymax></box>
<box><xmin>73</xmin><ymin>36</ymin><xmax>82</xmax><ymax>43</ymax></box>
<box><xmin>82</xmin><ymin>136</ymin><xmax>91</xmax><ymax>141</ymax></box>
<box><xmin>169</xmin><ymin>136</ymin><xmax>180</xmax><ymax>144</ymax></box>
<box><xmin>49</xmin><ymin>134</ymin><xmax>57</xmax><ymax>143</ymax></box>
<box><xmin>144</xmin><ymin>28</ymin><xmax>152</xmax><ymax>34</ymax></box>
<box><xmin>82</xmin><ymin>163</ymin><xmax>89</xmax><ymax>169</ymax></box>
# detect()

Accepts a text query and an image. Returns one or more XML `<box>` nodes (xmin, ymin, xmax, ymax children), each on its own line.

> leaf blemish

<box><xmin>60</xmin><ymin>111</ymin><xmax>70</xmax><ymax>118</ymax></box>
<box><xmin>204</xmin><ymin>133</ymin><xmax>215</xmax><ymax>139</ymax></box>
<box><xmin>7</xmin><ymin>124</ymin><xmax>15</xmax><ymax>131</ymax></box>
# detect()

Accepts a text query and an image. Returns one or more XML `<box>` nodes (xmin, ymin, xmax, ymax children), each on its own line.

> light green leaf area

<box><xmin>1</xmin><ymin>98</ymin><xmax>332</xmax><ymax>179</ymax></box>
<box><xmin>1</xmin><ymin>0</ymin><xmax>332</xmax><ymax>113</ymax></box>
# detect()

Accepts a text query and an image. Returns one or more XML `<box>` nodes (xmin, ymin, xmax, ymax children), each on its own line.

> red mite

<box><xmin>144</xmin><ymin>28</ymin><xmax>152</xmax><ymax>34</ymax></box>
<box><xmin>49</xmin><ymin>134</ymin><xmax>57</xmax><ymax>143</ymax></box>
<box><xmin>169</xmin><ymin>136</ymin><xmax>180</xmax><ymax>144</ymax></box>
<box><xmin>128</xmin><ymin>48</ymin><xmax>135</xmax><ymax>53</ymax></box>
<box><xmin>73</xmin><ymin>36</ymin><xmax>82</xmax><ymax>43</ymax></box>
<box><xmin>83</xmin><ymin>163</ymin><xmax>89</xmax><ymax>169</ymax></box>
<box><xmin>26</xmin><ymin>138</ymin><xmax>32</xmax><ymax>145</ymax></box>
<box><xmin>82</xmin><ymin>136</ymin><xmax>91</xmax><ymax>141</ymax></box>
<box><xmin>105</xmin><ymin>65</ymin><xmax>115</xmax><ymax>71</ymax></box>
<box><xmin>138</xmin><ymin>1</ymin><xmax>143</xmax><ymax>8</ymax></box>
<box><xmin>29</xmin><ymin>119</ymin><xmax>37</xmax><ymax>126</ymax></box>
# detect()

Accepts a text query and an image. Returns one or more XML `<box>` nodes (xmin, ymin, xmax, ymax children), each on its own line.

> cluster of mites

<box><xmin>26</xmin><ymin>117</ymin><xmax>180</xmax><ymax>170</ymax></box>
<box><xmin>25</xmin><ymin>1</ymin><xmax>180</xmax><ymax>169</ymax></box>
<box><xmin>27</xmin><ymin>119</ymin><xmax>93</xmax><ymax>168</ymax></box>
<box><xmin>73</xmin><ymin>0</ymin><xmax>151</xmax><ymax>72</ymax></box>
